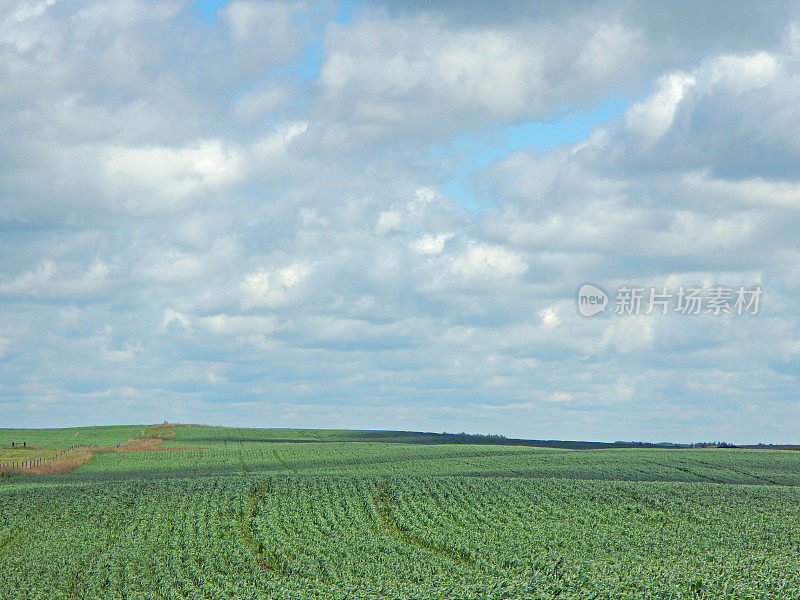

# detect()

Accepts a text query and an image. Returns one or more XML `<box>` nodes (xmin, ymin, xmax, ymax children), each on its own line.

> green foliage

<box><xmin>0</xmin><ymin>425</ymin><xmax>144</xmax><ymax>449</ymax></box>
<box><xmin>1</xmin><ymin>425</ymin><xmax>799</xmax><ymax>599</ymax></box>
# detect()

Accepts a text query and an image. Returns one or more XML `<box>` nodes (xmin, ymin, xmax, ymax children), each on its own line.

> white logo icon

<box><xmin>577</xmin><ymin>283</ymin><xmax>608</xmax><ymax>317</ymax></box>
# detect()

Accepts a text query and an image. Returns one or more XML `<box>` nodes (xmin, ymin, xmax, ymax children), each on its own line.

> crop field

<box><xmin>1</xmin><ymin>425</ymin><xmax>799</xmax><ymax>599</ymax></box>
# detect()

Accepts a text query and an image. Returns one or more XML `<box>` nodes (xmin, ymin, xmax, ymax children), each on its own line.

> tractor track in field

<box><xmin>691</xmin><ymin>458</ymin><xmax>787</xmax><ymax>486</ymax></box>
<box><xmin>235</xmin><ymin>477</ymin><xmax>306</xmax><ymax>579</ymax></box>
<box><xmin>272</xmin><ymin>448</ymin><xmax>298</xmax><ymax>473</ymax></box>
<box><xmin>372</xmin><ymin>483</ymin><xmax>477</xmax><ymax>568</ymax></box>
<box><xmin>644</xmin><ymin>459</ymin><xmax>730</xmax><ymax>484</ymax></box>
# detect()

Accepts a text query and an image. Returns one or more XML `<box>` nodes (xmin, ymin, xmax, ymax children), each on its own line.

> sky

<box><xmin>1</xmin><ymin>0</ymin><xmax>800</xmax><ymax>443</ymax></box>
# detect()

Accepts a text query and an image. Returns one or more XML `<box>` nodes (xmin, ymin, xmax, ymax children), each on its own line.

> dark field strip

<box><xmin>63</xmin><ymin>437</ymin><xmax>800</xmax><ymax>487</ymax></box>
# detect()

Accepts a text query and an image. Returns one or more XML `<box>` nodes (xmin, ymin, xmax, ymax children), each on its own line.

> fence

<box><xmin>0</xmin><ymin>445</ymin><xmax>89</xmax><ymax>473</ymax></box>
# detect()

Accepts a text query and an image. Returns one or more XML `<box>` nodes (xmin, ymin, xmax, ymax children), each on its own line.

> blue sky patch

<box><xmin>193</xmin><ymin>0</ymin><xmax>229</xmax><ymax>24</ymax></box>
<box><xmin>434</xmin><ymin>97</ymin><xmax>630</xmax><ymax>211</ymax></box>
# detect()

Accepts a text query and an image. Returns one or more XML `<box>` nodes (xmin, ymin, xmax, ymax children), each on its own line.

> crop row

<box><xmin>69</xmin><ymin>436</ymin><xmax>800</xmax><ymax>487</ymax></box>
<box><xmin>2</xmin><ymin>474</ymin><xmax>800</xmax><ymax>599</ymax></box>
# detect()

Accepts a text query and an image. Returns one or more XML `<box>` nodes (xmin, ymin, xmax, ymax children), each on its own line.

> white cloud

<box><xmin>320</xmin><ymin>10</ymin><xmax>645</xmax><ymax>136</ymax></box>
<box><xmin>544</xmin><ymin>391</ymin><xmax>573</xmax><ymax>403</ymax></box>
<box><xmin>223</xmin><ymin>0</ymin><xmax>300</xmax><ymax>43</ymax></box>
<box><xmin>9</xmin><ymin>0</ymin><xmax>58</xmax><ymax>23</ymax></box>
<box><xmin>375</xmin><ymin>210</ymin><xmax>402</xmax><ymax>234</ymax></box>
<box><xmin>251</xmin><ymin>121</ymin><xmax>309</xmax><ymax>162</ymax></box>
<box><xmin>680</xmin><ymin>171</ymin><xmax>800</xmax><ymax>209</ymax></box>
<box><xmin>138</xmin><ymin>251</ymin><xmax>204</xmax><ymax>283</ymax></box>
<box><xmin>599</xmin><ymin>317</ymin><xmax>655</xmax><ymax>354</ymax></box>
<box><xmin>410</xmin><ymin>233</ymin><xmax>452</xmax><ymax>255</ymax></box>
<box><xmin>86</xmin><ymin>259</ymin><xmax>110</xmax><ymax>280</ymax></box>
<box><xmin>207</xmin><ymin>366</ymin><xmax>226</xmax><ymax>383</ymax></box>
<box><xmin>0</xmin><ymin>259</ymin><xmax>112</xmax><ymax>299</ymax></box>
<box><xmin>575</xmin><ymin>20</ymin><xmax>644</xmax><ymax>82</ymax></box>
<box><xmin>161</xmin><ymin>309</ymin><xmax>190</xmax><ymax>332</ymax></box>
<box><xmin>0</xmin><ymin>261</ymin><xmax>56</xmax><ymax>297</ymax></box>
<box><xmin>240</xmin><ymin>262</ymin><xmax>311</xmax><ymax>309</ymax></box>
<box><xmin>706</xmin><ymin>52</ymin><xmax>778</xmax><ymax>91</ymax></box>
<box><xmin>102</xmin><ymin>140</ymin><xmax>245</xmax><ymax>211</ymax></box>
<box><xmin>198</xmin><ymin>314</ymin><xmax>278</xmax><ymax>335</ymax></box>
<box><xmin>538</xmin><ymin>306</ymin><xmax>561</xmax><ymax>329</ymax></box>
<box><xmin>411</xmin><ymin>187</ymin><xmax>438</xmax><ymax>204</ymax></box>
<box><xmin>451</xmin><ymin>243</ymin><xmax>528</xmax><ymax>279</ymax></box>
<box><xmin>625</xmin><ymin>72</ymin><xmax>695</xmax><ymax>145</ymax></box>
<box><xmin>233</xmin><ymin>83</ymin><xmax>293</xmax><ymax>122</ymax></box>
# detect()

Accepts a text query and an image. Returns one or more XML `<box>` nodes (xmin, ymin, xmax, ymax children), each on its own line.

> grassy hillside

<box><xmin>1</xmin><ymin>425</ymin><xmax>799</xmax><ymax>599</ymax></box>
<box><xmin>0</xmin><ymin>425</ymin><xmax>144</xmax><ymax>449</ymax></box>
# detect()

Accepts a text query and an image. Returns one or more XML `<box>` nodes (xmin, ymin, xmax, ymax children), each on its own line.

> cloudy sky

<box><xmin>2</xmin><ymin>0</ymin><xmax>800</xmax><ymax>443</ymax></box>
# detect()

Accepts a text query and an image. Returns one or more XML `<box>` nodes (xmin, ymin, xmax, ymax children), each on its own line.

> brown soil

<box><xmin>0</xmin><ymin>447</ymin><xmax>94</xmax><ymax>475</ymax></box>
<box><xmin>109</xmin><ymin>437</ymin><xmax>202</xmax><ymax>452</ymax></box>
<box><xmin>0</xmin><ymin>424</ymin><xmax>203</xmax><ymax>476</ymax></box>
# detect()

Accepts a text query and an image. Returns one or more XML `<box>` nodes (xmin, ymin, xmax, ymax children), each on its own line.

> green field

<box><xmin>1</xmin><ymin>425</ymin><xmax>799</xmax><ymax>599</ymax></box>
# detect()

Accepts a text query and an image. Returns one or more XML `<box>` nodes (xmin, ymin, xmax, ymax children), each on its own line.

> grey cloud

<box><xmin>1</xmin><ymin>0</ymin><xmax>799</xmax><ymax>443</ymax></box>
<box><xmin>317</xmin><ymin>10</ymin><xmax>646</xmax><ymax>141</ymax></box>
